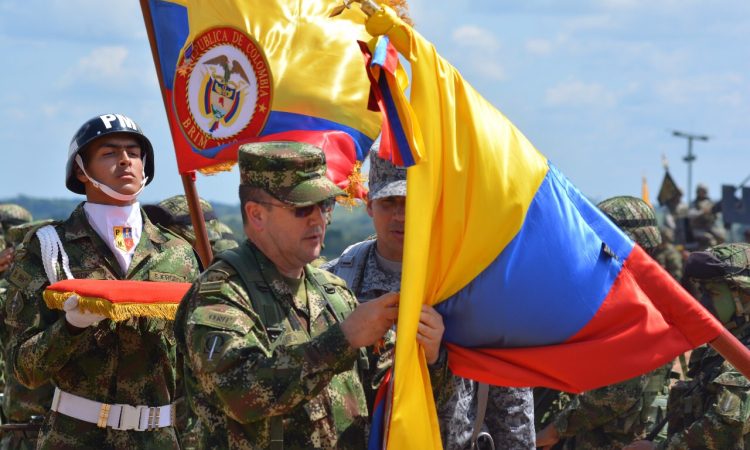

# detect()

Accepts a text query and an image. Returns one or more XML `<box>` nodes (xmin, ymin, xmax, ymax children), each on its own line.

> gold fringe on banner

<box><xmin>198</xmin><ymin>161</ymin><xmax>237</xmax><ymax>175</ymax></box>
<box><xmin>43</xmin><ymin>290</ymin><xmax>179</xmax><ymax>322</ymax></box>
<box><xmin>336</xmin><ymin>161</ymin><xmax>368</xmax><ymax>210</ymax></box>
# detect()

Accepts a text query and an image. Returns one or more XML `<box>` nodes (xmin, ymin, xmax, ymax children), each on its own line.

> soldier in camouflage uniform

<box><xmin>322</xmin><ymin>146</ymin><xmax>529</xmax><ymax>450</ymax></box>
<box><xmin>536</xmin><ymin>196</ymin><xmax>675</xmax><ymax>450</ymax></box>
<box><xmin>174</xmin><ymin>141</ymin><xmax>451</xmax><ymax>449</ymax></box>
<box><xmin>0</xmin><ymin>204</ymin><xmax>33</xmax><ymax>277</ymax></box>
<box><xmin>626</xmin><ymin>243</ymin><xmax>750</xmax><ymax>450</ymax></box>
<box><xmin>687</xmin><ymin>183</ymin><xmax>725</xmax><ymax>251</ymax></box>
<box><xmin>6</xmin><ymin>114</ymin><xmax>200</xmax><ymax>449</ymax></box>
<box><xmin>144</xmin><ymin>195</ymin><xmax>238</xmax><ymax>256</ymax></box>
<box><xmin>652</xmin><ymin>227</ymin><xmax>683</xmax><ymax>282</ymax></box>
<box><xmin>0</xmin><ymin>220</ymin><xmax>54</xmax><ymax>449</ymax></box>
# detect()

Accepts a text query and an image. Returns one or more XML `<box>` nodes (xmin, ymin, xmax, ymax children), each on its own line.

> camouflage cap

<box><xmin>238</xmin><ymin>141</ymin><xmax>344</xmax><ymax>206</ymax></box>
<box><xmin>368</xmin><ymin>142</ymin><xmax>406</xmax><ymax>200</ymax></box>
<box><xmin>213</xmin><ymin>222</ymin><xmax>239</xmax><ymax>254</ymax></box>
<box><xmin>150</xmin><ymin>195</ymin><xmax>223</xmax><ymax>245</ymax></box>
<box><xmin>597</xmin><ymin>196</ymin><xmax>661</xmax><ymax>249</ymax></box>
<box><xmin>0</xmin><ymin>204</ymin><xmax>33</xmax><ymax>228</ymax></box>
<box><xmin>685</xmin><ymin>244</ymin><xmax>750</xmax><ymax>286</ymax></box>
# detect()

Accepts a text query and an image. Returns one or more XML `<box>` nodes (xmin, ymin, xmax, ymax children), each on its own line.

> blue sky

<box><xmin>1</xmin><ymin>0</ymin><xmax>748</xmax><ymax>207</ymax></box>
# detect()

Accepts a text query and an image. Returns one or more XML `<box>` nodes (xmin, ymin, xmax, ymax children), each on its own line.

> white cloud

<box><xmin>656</xmin><ymin>73</ymin><xmax>744</xmax><ymax>105</ymax></box>
<box><xmin>526</xmin><ymin>39</ymin><xmax>553</xmax><ymax>55</ymax></box>
<box><xmin>56</xmin><ymin>46</ymin><xmax>144</xmax><ymax>88</ymax></box>
<box><xmin>546</xmin><ymin>79</ymin><xmax>617</xmax><ymax>108</ymax></box>
<box><xmin>452</xmin><ymin>25</ymin><xmax>500</xmax><ymax>53</ymax></box>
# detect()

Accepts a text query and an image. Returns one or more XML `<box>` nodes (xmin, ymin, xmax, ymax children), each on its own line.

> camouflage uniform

<box><xmin>654</xmin><ymin>243</ymin><xmax>750</xmax><ymax>449</ymax></box>
<box><xmin>652</xmin><ymin>228</ymin><xmax>683</xmax><ymax>282</ymax></box>
<box><xmin>145</xmin><ymin>195</ymin><xmax>238</xmax><ymax>256</ymax></box>
<box><xmin>6</xmin><ymin>203</ymin><xmax>200</xmax><ymax>449</ymax></box>
<box><xmin>174</xmin><ymin>142</ymin><xmax>422</xmax><ymax>449</ymax></box>
<box><xmin>548</xmin><ymin>197</ymin><xmax>674</xmax><ymax>450</ymax></box>
<box><xmin>687</xmin><ymin>184</ymin><xmax>725</xmax><ymax>250</ymax></box>
<box><xmin>0</xmin><ymin>220</ymin><xmax>55</xmax><ymax>450</ymax></box>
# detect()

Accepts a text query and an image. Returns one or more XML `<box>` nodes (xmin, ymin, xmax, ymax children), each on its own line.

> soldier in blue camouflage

<box><xmin>174</xmin><ymin>141</ymin><xmax>451</xmax><ymax>449</ymax></box>
<box><xmin>626</xmin><ymin>243</ymin><xmax>750</xmax><ymax>450</ymax></box>
<box><xmin>144</xmin><ymin>195</ymin><xmax>238</xmax><ymax>256</ymax></box>
<box><xmin>537</xmin><ymin>196</ymin><xmax>675</xmax><ymax>450</ymax></box>
<box><xmin>323</xmin><ymin>145</ymin><xmax>528</xmax><ymax>450</ymax></box>
<box><xmin>6</xmin><ymin>114</ymin><xmax>200</xmax><ymax>449</ymax></box>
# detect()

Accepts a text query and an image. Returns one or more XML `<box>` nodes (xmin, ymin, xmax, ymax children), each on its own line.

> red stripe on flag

<box><xmin>445</xmin><ymin>245</ymin><xmax>723</xmax><ymax>393</ymax></box>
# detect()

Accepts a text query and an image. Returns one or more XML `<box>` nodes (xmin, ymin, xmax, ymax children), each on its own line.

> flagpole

<box><xmin>139</xmin><ymin>0</ymin><xmax>213</xmax><ymax>267</ymax></box>
<box><xmin>709</xmin><ymin>329</ymin><xmax>750</xmax><ymax>380</ymax></box>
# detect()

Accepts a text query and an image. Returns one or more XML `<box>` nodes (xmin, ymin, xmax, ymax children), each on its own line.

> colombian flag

<box><xmin>140</xmin><ymin>0</ymin><xmax>381</xmax><ymax>197</ymax></box>
<box><xmin>359</xmin><ymin>9</ymin><xmax>725</xmax><ymax>450</ymax></box>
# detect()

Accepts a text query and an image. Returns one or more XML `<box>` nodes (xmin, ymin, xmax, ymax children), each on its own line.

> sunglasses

<box><xmin>255</xmin><ymin>198</ymin><xmax>336</xmax><ymax>218</ymax></box>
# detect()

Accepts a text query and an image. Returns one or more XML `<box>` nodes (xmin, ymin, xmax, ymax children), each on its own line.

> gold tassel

<box><xmin>43</xmin><ymin>291</ymin><xmax>179</xmax><ymax>322</ymax></box>
<box><xmin>336</xmin><ymin>161</ymin><xmax>368</xmax><ymax>210</ymax></box>
<box><xmin>383</xmin><ymin>0</ymin><xmax>414</xmax><ymax>27</ymax></box>
<box><xmin>198</xmin><ymin>161</ymin><xmax>237</xmax><ymax>175</ymax></box>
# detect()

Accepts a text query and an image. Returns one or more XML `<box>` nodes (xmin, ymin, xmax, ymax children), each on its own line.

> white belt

<box><xmin>51</xmin><ymin>388</ymin><xmax>175</xmax><ymax>431</ymax></box>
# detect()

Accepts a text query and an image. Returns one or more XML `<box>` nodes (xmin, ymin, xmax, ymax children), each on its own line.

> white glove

<box><xmin>63</xmin><ymin>295</ymin><xmax>106</xmax><ymax>329</ymax></box>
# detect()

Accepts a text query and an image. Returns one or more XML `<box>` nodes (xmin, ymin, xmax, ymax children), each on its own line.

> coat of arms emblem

<box><xmin>174</xmin><ymin>27</ymin><xmax>272</xmax><ymax>150</ymax></box>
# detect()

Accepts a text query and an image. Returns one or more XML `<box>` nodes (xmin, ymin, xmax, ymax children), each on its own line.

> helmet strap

<box><xmin>75</xmin><ymin>154</ymin><xmax>148</xmax><ymax>202</ymax></box>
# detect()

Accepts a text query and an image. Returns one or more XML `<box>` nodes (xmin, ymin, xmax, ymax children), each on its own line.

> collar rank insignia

<box><xmin>113</xmin><ymin>226</ymin><xmax>135</xmax><ymax>252</ymax></box>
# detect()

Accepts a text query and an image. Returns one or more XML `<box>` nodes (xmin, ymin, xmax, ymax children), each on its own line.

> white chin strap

<box><xmin>75</xmin><ymin>154</ymin><xmax>148</xmax><ymax>202</ymax></box>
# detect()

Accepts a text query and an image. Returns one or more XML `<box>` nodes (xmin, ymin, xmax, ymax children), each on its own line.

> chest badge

<box><xmin>113</xmin><ymin>226</ymin><xmax>134</xmax><ymax>252</ymax></box>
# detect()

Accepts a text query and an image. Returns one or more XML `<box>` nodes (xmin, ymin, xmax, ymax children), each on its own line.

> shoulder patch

<box><xmin>716</xmin><ymin>389</ymin><xmax>741</xmax><ymax>416</ymax></box>
<box><xmin>199</xmin><ymin>280</ymin><xmax>224</xmax><ymax>294</ymax></box>
<box><xmin>149</xmin><ymin>271</ymin><xmax>187</xmax><ymax>283</ymax></box>
<box><xmin>8</xmin><ymin>265</ymin><xmax>32</xmax><ymax>289</ymax></box>
<box><xmin>188</xmin><ymin>305</ymin><xmax>254</xmax><ymax>334</ymax></box>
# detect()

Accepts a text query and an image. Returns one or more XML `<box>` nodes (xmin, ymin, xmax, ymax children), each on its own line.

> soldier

<box><xmin>0</xmin><ymin>204</ymin><xmax>33</xmax><ymax>277</ymax></box>
<box><xmin>0</xmin><ymin>220</ymin><xmax>53</xmax><ymax>450</ymax></box>
<box><xmin>652</xmin><ymin>227</ymin><xmax>683</xmax><ymax>282</ymax></box>
<box><xmin>6</xmin><ymin>114</ymin><xmax>200</xmax><ymax>449</ymax></box>
<box><xmin>322</xmin><ymin>146</ymin><xmax>531</xmax><ymax>450</ymax></box>
<box><xmin>687</xmin><ymin>183</ymin><xmax>725</xmax><ymax>250</ymax></box>
<box><xmin>174</xmin><ymin>141</ymin><xmax>450</xmax><ymax>449</ymax></box>
<box><xmin>144</xmin><ymin>195</ymin><xmax>239</xmax><ymax>255</ymax></box>
<box><xmin>626</xmin><ymin>243</ymin><xmax>750</xmax><ymax>449</ymax></box>
<box><xmin>536</xmin><ymin>196</ymin><xmax>674</xmax><ymax>450</ymax></box>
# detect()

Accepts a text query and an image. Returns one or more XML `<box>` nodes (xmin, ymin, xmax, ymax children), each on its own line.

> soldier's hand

<box><xmin>624</xmin><ymin>441</ymin><xmax>656</xmax><ymax>450</ymax></box>
<box><xmin>63</xmin><ymin>295</ymin><xmax>106</xmax><ymax>332</ymax></box>
<box><xmin>0</xmin><ymin>247</ymin><xmax>14</xmax><ymax>272</ymax></box>
<box><xmin>535</xmin><ymin>423</ymin><xmax>560</xmax><ymax>449</ymax></box>
<box><xmin>417</xmin><ymin>305</ymin><xmax>444</xmax><ymax>364</ymax></box>
<box><xmin>341</xmin><ymin>292</ymin><xmax>399</xmax><ymax>349</ymax></box>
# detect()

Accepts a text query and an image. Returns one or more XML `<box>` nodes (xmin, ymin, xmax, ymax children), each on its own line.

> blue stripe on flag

<box><xmin>149</xmin><ymin>0</ymin><xmax>189</xmax><ymax>91</ymax></box>
<box><xmin>435</xmin><ymin>163</ymin><xmax>635</xmax><ymax>348</ymax></box>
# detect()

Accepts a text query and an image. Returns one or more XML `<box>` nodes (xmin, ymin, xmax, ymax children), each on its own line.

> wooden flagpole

<box><xmin>139</xmin><ymin>0</ymin><xmax>213</xmax><ymax>267</ymax></box>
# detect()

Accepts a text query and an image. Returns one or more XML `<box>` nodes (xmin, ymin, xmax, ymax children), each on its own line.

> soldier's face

<box><xmin>78</xmin><ymin>134</ymin><xmax>144</xmax><ymax>200</ymax></box>
<box><xmin>263</xmin><ymin>199</ymin><xmax>327</xmax><ymax>270</ymax></box>
<box><xmin>698</xmin><ymin>282</ymin><xmax>736</xmax><ymax>325</ymax></box>
<box><xmin>367</xmin><ymin>196</ymin><xmax>406</xmax><ymax>262</ymax></box>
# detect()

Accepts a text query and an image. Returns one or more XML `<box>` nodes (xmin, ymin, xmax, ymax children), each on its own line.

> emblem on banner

<box><xmin>174</xmin><ymin>26</ymin><xmax>273</xmax><ymax>150</ymax></box>
<box><xmin>113</xmin><ymin>226</ymin><xmax>135</xmax><ymax>252</ymax></box>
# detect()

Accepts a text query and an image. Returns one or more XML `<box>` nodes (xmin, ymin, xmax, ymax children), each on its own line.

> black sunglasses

<box><xmin>254</xmin><ymin>198</ymin><xmax>336</xmax><ymax>218</ymax></box>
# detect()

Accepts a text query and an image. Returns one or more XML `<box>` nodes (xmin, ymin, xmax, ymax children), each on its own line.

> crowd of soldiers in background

<box><xmin>0</xmin><ymin>176</ymin><xmax>747</xmax><ymax>450</ymax></box>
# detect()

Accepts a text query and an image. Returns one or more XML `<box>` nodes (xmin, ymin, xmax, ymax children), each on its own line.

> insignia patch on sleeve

<box><xmin>199</xmin><ymin>281</ymin><xmax>224</xmax><ymax>294</ymax></box>
<box><xmin>8</xmin><ymin>266</ymin><xmax>32</xmax><ymax>289</ymax></box>
<box><xmin>6</xmin><ymin>290</ymin><xmax>24</xmax><ymax>318</ymax></box>
<box><xmin>716</xmin><ymin>389</ymin><xmax>740</xmax><ymax>416</ymax></box>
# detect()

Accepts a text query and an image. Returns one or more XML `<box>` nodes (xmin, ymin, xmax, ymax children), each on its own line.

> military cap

<box><xmin>238</xmin><ymin>141</ymin><xmax>344</xmax><ymax>206</ymax></box>
<box><xmin>213</xmin><ymin>222</ymin><xmax>239</xmax><ymax>253</ymax></box>
<box><xmin>144</xmin><ymin>195</ymin><xmax>224</xmax><ymax>248</ymax></box>
<box><xmin>597</xmin><ymin>196</ymin><xmax>661</xmax><ymax>249</ymax></box>
<box><xmin>696</xmin><ymin>183</ymin><xmax>709</xmax><ymax>194</ymax></box>
<box><xmin>0</xmin><ymin>204</ymin><xmax>33</xmax><ymax>227</ymax></box>
<box><xmin>368</xmin><ymin>141</ymin><xmax>406</xmax><ymax>200</ymax></box>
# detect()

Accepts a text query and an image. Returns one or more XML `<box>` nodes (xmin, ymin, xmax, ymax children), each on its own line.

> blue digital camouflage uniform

<box><xmin>5</xmin><ymin>203</ymin><xmax>200</xmax><ymax>449</ymax></box>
